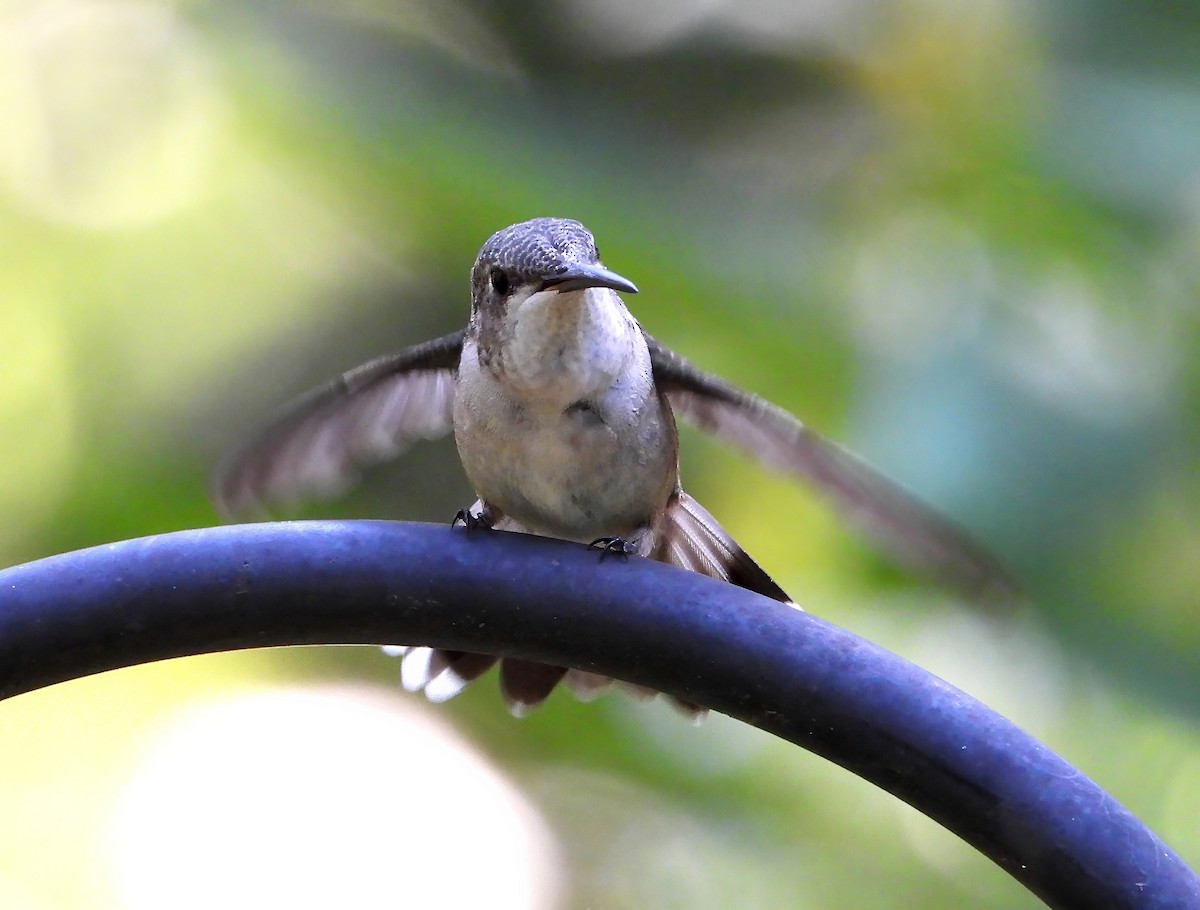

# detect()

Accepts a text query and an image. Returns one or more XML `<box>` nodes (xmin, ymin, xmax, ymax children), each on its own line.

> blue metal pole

<box><xmin>0</xmin><ymin>521</ymin><xmax>1194</xmax><ymax>909</ymax></box>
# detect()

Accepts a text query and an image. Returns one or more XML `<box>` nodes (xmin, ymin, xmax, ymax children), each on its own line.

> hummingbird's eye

<box><xmin>489</xmin><ymin>268</ymin><xmax>510</xmax><ymax>296</ymax></box>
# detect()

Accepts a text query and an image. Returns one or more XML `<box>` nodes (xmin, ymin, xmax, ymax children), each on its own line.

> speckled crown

<box><xmin>472</xmin><ymin>218</ymin><xmax>600</xmax><ymax>289</ymax></box>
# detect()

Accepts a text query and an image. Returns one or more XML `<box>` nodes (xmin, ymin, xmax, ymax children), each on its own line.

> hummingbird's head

<box><xmin>469</xmin><ymin>217</ymin><xmax>638</xmax><ymax>318</ymax></box>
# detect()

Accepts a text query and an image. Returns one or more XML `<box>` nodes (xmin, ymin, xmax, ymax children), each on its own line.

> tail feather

<box><xmin>400</xmin><ymin>647</ymin><xmax>498</xmax><ymax>703</ymax></box>
<box><xmin>500</xmin><ymin>660</ymin><xmax>568</xmax><ymax>716</ymax></box>
<box><xmin>389</xmin><ymin>492</ymin><xmax>790</xmax><ymax>720</ymax></box>
<box><xmin>565</xmin><ymin>669</ymin><xmax>613</xmax><ymax>702</ymax></box>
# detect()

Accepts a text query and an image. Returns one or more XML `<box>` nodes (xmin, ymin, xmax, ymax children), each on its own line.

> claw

<box><xmin>589</xmin><ymin>536</ymin><xmax>634</xmax><ymax>561</ymax></box>
<box><xmin>452</xmin><ymin>508</ymin><xmax>492</xmax><ymax>532</ymax></box>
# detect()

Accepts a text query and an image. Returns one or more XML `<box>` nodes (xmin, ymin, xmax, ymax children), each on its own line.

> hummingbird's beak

<box><xmin>543</xmin><ymin>263</ymin><xmax>638</xmax><ymax>295</ymax></box>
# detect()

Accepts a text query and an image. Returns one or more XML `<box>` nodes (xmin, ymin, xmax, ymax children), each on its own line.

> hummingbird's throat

<box><xmin>503</xmin><ymin>287</ymin><xmax>635</xmax><ymax>405</ymax></box>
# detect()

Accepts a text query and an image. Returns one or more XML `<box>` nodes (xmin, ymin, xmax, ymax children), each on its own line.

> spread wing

<box><xmin>646</xmin><ymin>335</ymin><xmax>1021</xmax><ymax>605</ymax></box>
<box><xmin>213</xmin><ymin>331</ymin><xmax>464</xmax><ymax>518</ymax></box>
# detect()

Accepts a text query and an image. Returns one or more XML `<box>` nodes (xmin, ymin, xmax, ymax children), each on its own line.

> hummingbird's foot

<box><xmin>452</xmin><ymin>508</ymin><xmax>493</xmax><ymax>532</ymax></box>
<box><xmin>589</xmin><ymin>536</ymin><xmax>635</xmax><ymax>561</ymax></box>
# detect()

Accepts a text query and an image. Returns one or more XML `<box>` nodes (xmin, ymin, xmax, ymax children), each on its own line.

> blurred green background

<box><xmin>2</xmin><ymin>0</ymin><xmax>1199</xmax><ymax>907</ymax></box>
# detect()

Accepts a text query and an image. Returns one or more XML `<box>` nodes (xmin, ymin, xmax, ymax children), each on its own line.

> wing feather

<box><xmin>654</xmin><ymin>492</ymin><xmax>793</xmax><ymax>604</ymax></box>
<box><xmin>213</xmin><ymin>331</ymin><xmax>464</xmax><ymax>517</ymax></box>
<box><xmin>646</xmin><ymin>335</ymin><xmax>1021</xmax><ymax>605</ymax></box>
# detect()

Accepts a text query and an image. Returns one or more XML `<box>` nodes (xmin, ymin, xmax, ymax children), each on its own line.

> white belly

<box><xmin>454</xmin><ymin>325</ymin><xmax>677</xmax><ymax>542</ymax></box>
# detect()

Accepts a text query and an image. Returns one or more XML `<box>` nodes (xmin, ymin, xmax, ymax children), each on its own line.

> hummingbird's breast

<box><xmin>454</xmin><ymin>291</ymin><xmax>678</xmax><ymax>542</ymax></box>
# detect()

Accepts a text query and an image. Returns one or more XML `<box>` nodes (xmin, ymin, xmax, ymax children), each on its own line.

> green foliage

<box><xmin>2</xmin><ymin>1</ymin><xmax>1198</xmax><ymax>906</ymax></box>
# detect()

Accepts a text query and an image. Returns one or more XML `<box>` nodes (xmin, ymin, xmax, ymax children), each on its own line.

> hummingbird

<box><xmin>214</xmin><ymin>217</ymin><xmax>1016</xmax><ymax>717</ymax></box>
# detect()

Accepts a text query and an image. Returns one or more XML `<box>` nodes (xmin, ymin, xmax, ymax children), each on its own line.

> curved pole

<box><xmin>0</xmin><ymin>521</ymin><xmax>1194</xmax><ymax>909</ymax></box>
